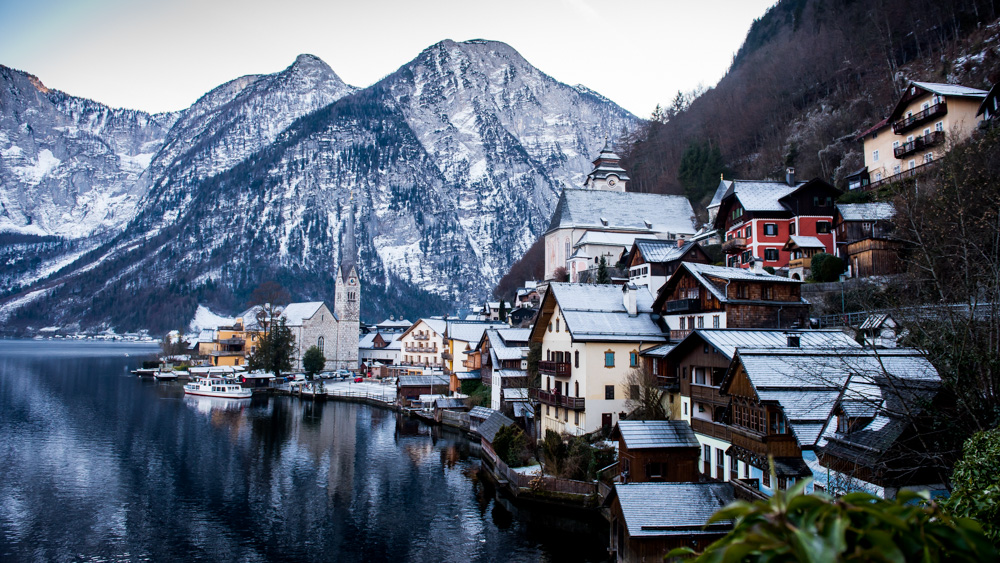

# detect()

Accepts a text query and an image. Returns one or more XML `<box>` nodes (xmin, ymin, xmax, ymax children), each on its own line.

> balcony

<box><xmin>530</xmin><ymin>388</ymin><xmax>586</xmax><ymax>410</ymax></box>
<box><xmin>665</xmin><ymin>298</ymin><xmax>701</xmax><ymax>314</ymax></box>
<box><xmin>218</xmin><ymin>338</ymin><xmax>245</xmax><ymax>346</ymax></box>
<box><xmin>690</xmin><ymin>384</ymin><xmax>727</xmax><ymax>406</ymax></box>
<box><xmin>863</xmin><ymin>159</ymin><xmax>938</xmax><ymax>191</ymax></box>
<box><xmin>413</xmin><ymin>334</ymin><xmax>430</xmax><ymax>341</ymax></box>
<box><xmin>656</xmin><ymin>376</ymin><xmax>679</xmax><ymax>390</ymax></box>
<box><xmin>894</xmin><ymin>130</ymin><xmax>944</xmax><ymax>158</ymax></box>
<box><xmin>892</xmin><ymin>101</ymin><xmax>947</xmax><ymax>134</ymax></box>
<box><xmin>691</xmin><ymin>417</ymin><xmax>730</xmax><ymax>441</ymax></box>
<box><xmin>722</xmin><ymin>237</ymin><xmax>747</xmax><ymax>253</ymax></box>
<box><xmin>538</xmin><ymin>360</ymin><xmax>571</xmax><ymax>377</ymax></box>
<box><xmin>405</xmin><ymin>345</ymin><xmax>437</xmax><ymax>353</ymax></box>
<box><xmin>209</xmin><ymin>350</ymin><xmax>245</xmax><ymax>357</ymax></box>
<box><xmin>670</xmin><ymin>329</ymin><xmax>692</xmax><ymax>341</ymax></box>
<box><xmin>441</xmin><ymin>351</ymin><xmax>452</xmax><ymax>360</ymax></box>
<box><xmin>732</xmin><ymin>478</ymin><xmax>768</xmax><ymax>502</ymax></box>
<box><xmin>788</xmin><ymin>257</ymin><xmax>811</xmax><ymax>270</ymax></box>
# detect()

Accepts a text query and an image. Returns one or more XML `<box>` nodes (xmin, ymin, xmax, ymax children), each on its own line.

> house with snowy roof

<box><xmin>529</xmin><ymin>282</ymin><xmax>666</xmax><ymax>436</ymax></box>
<box><xmin>398</xmin><ymin>318</ymin><xmax>447</xmax><ymax>370</ymax></box>
<box><xmin>854</xmin><ymin>81</ymin><xmax>988</xmax><ymax>190</ymax></box>
<box><xmin>652</xmin><ymin>262</ymin><xmax>809</xmax><ymax>339</ymax></box>
<box><xmin>544</xmin><ymin>143</ymin><xmax>696</xmax><ymax>282</ymax></box>
<box><xmin>623</xmin><ymin>238</ymin><xmax>711</xmax><ymax>294</ymax></box>
<box><xmin>239</xmin><ymin>300</ymin><xmax>356</xmax><ymax>372</ymax></box>
<box><xmin>712</xmin><ymin>169</ymin><xmax>841</xmax><ymax>271</ymax></box>
<box><xmin>834</xmin><ymin>202</ymin><xmax>903</xmax><ymax>278</ymax></box>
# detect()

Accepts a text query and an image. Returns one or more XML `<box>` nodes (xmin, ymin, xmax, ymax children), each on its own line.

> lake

<box><xmin>0</xmin><ymin>340</ymin><xmax>608</xmax><ymax>562</ymax></box>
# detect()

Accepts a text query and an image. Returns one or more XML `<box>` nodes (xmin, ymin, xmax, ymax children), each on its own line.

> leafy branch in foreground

<box><xmin>669</xmin><ymin>478</ymin><xmax>997</xmax><ymax>562</ymax></box>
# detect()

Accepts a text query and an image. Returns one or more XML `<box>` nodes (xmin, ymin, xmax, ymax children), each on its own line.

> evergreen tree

<box><xmin>303</xmin><ymin>345</ymin><xmax>325</xmax><ymax>380</ymax></box>
<box><xmin>596</xmin><ymin>256</ymin><xmax>611</xmax><ymax>285</ymax></box>
<box><xmin>248</xmin><ymin>317</ymin><xmax>295</xmax><ymax>377</ymax></box>
<box><xmin>498</xmin><ymin>299</ymin><xmax>508</xmax><ymax>322</ymax></box>
<box><xmin>677</xmin><ymin>140</ymin><xmax>728</xmax><ymax>204</ymax></box>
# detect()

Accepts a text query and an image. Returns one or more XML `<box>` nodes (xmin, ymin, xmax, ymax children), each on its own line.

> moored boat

<box><xmin>183</xmin><ymin>377</ymin><xmax>252</xmax><ymax>398</ymax></box>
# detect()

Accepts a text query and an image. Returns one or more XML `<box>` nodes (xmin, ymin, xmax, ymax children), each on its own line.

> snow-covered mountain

<box><xmin>0</xmin><ymin>40</ymin><xmax>637</xmax><ymax>333</ymax></box>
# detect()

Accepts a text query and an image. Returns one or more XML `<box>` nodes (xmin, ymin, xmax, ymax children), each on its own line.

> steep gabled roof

<box><xmin>446</xmin><ymin>320</ymin><xmax>506</xmax><ymax>344</ymax></box>
<box><xmin>530</xmin><ymin>283</ymin><xmax>665</xmax><ymax>343</ymax></box>
<box><xmin>711</xmin><ymin>178</ymin><xmax>841</xmax><ymax>230</ymax></box>
<box><xmin>708</xmin><ymin>179</ymin><xmax>733</xmax><ymax>210</ymax></box>
<box><xmin>545</xmin><ymin>189</ymin><xmax>696</xmax><ymax>236</ymax></box>
<box><xmin>478</xmin><ymin>410</ymin><xmax>516</xmax><ymax>443</ymax></box>
<box><xmin>889</xmin><ymin>81</ymin><xmax>988</xmax><ymax>121</ymax></box>
<box><xmin>836</xmin><ymin>202</ymin><xmax>896</xmax><ymax>222</ymax></box>
<box><xmin>654</xmin><ymin>262</ymin><xmax>803</xmax><ymax>310</ymax></box>
<box><xmin>612</xmin><ymin>483</ymin><xmax>734</xmax><ymax>537</ymax></box>
<box><xmin>629</xmin><ymin>238</ymin><xmax>700</xmax><ymax>264</ymax></box>
<box><xmin>613</xmin><ymin>420</ymin><xmax>700</xmax><ymax>450</ymax></box>
<box><xmin>784</xmin><ymin>235</ymin><xmax>826</xmax><ymax>250</ymax></box>
<box><xmin>399</xmin><ymin>318</ymin><xmax>447</xmax><ymax>340</ymax></box>
<box><xmin>666</xmin><ymin>328</ymin><xmax>860</xmax><ymax>361</ymax></box>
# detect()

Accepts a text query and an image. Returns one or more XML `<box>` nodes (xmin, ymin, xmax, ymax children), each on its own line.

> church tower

<box><xmin>583</xmin><ymin>141</ymin><xmax>629</xmax><ymax>192</ymax></box>
<box><xmin>334</xmin><ymin>193</ymin><xmax>361</xmax><ymax>370</ymax></box>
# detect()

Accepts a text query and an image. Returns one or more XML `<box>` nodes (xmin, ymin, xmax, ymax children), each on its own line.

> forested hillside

<box><xmin>620</xmin><ymin>0</ymin><xmax>999</xmax><ymax>213</ymax></box>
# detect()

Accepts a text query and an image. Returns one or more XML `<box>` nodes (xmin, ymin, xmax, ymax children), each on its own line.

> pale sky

<box><xmin>0</xmin><ymin>0</ymin><xmax>776</xmax><ymax>118</ymax></box>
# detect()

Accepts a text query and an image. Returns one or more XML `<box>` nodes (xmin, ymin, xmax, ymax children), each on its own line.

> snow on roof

<box><xmin>633</xmin><ymin>238</ymin><xmax>694</xmax><ymax>263</ymax></box>
<box><xmin>359</xmin><ymin>331</ymin><xmax>402</xmax><ymax>348</ymax></box>
<box><xmin>546</xmin><ymin>189</ymin><xmax>696</xmax><ymax>236</ymax></box>
<box><xmin>447</xmin><ymin>320</ymin><xmax>506</xmax><ymax>343</ymax></box>
<box><xmin>548</xmin><ymin>283</ymin><xmax>665</xmax><ymax>342</ymax></box>
<box><xmin>614</xmin><ymin>483</ymin><xmax>734</xmax><ymax>537</ymax></box>
<box><xmin>675</xmin><ymin>263</ymin><xmax>801</xmax><ymax>304</ymax></box>
<box><xmin>837</xmin><ymin>202</ymin><xmax>895</xmax><ymax>222</ymax></box>
<box><xmin>574</xmin><ymin>231</ymin><xmax>644</xmax><ymax>248</ymax></box>
<box><xmin>681</xmin><ymin>328</ymin><xmax>860</xmax><ymax>359</ymax></box>
<box><xmin>911</xmin><ymin>81</ymin><xmax>988</xmax><ymax>98</ymax></box>
<box><xmin>614</xmin><ymin>420</ymin><xmax>700</xmax><ymax>450</ymax></box>
<box><xmin>786</xmin><ymin>235</ymin><xmax>826</xmax><ymax>249</ymax></box>
<box><xmin>280</xmin><ymin>302</ymin><xmax>325</xmax><ymax>326</ymax></box>
<box><xmin>708</xmin><ymin>179</ymin><xmax>733</xmax><ymax>210</ymax></box>
<box><xmin>728</xmin><ymin>180</ymin><xmax>802</xmax><ymax>212</ymax></box>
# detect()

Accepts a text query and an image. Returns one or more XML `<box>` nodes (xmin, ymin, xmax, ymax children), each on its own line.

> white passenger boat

<box><xmin>183</xmin><ymin>377</ymin><xmax>252</xmax><ymax>398</ymax></box>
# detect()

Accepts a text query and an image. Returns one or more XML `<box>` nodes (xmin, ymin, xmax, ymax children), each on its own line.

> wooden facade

<box><xmin>845</xmin><ymin>238</ymin><xmax>905</xmax><ymax>278</ymax></box>
<box><xmin>608</xmin><ymin>506</ymin><xmax>724</xmax><ymax>563</ymax></box>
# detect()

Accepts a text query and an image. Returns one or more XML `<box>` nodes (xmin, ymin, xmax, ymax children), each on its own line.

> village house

<box><xmin>978</xmin><ymin>82</ymin><xmax>999</xmax><ymax>125</ymax></box>
<box><xmin>358</xmin><ymin>331</ymin><xmax>403</xmax><ymax>374</ymax></box>
<box><xmin>507</xmin><ymin>307</ymin><xmax>537</xmax><ymax>327</ymax></box>
<box><xmin>607</xmin><ymin>482</ymin><xmax>734</xmax><ymax>563</ymax></box>
<box><xmin>712</xmin><ymin>171</ymin><xmax>842</xmax><ymax>270</ymax></box>
<box><xmin>200</xmin><ymin>321</ymin><xmax>258</xmax><ymax>367</ymax></box>
<box><xmin>397</xmin><ymin>318</ymin><xmax>447</xmax><ymax>370</ymax></box>
<box><xmin>660</xmin><ymin>329</ymin><xmax>860</xmax><ymax>486</ymax></box>
<box><xmin>834</xmin><ymin>202</ymin><xmax>903</xmax><ymax>278</ymax></box>
<box><xmin>472</xmin><ymin>328</ymin><xmax>531</xmax><ymax>412</ymax></box>
<box><xmin>373</xmin><ymin>318</ymin><xmax>412</xmax><ymax>333</ymax></box>
<box><xmin>610</xmin><ymin>420</ymin><xmax>701</xmax><ymax>483</ymax></box>
<box><xmin>395</xmin><ymin>374</ymin><xmax>450</xmax><ymax>407</ymax></box>
<box><xmin>719</xmin><ymin>347</ymin><xmax>939</xmax><ymax>501</ymax></box>
<box><xmin>853</xmin><ymin>81</ymin><xmax>987</xmax><ymax>190</ymax></box>
<box><xmin>544</xmin><ymin>144</ymin><xmax>696</xmax><ymax>282</ymax></box>
<box><xmin>623</xmin><ymin>238</ymin><xmax>711</xmax><ymax>294</ymax></box>
<box><xmin>444</xmin><ymin>320</ymin><xmax>507</xmax><ymax>392</ymax></box>
<box><xmin>530</xmin><ymin>283</ymin><xmax>666</xmax><ymax>436</ymax></box>
<box><xmin>652</xmin><ymin>262</ymin><xmax>809</xmax><ymax>339</ymax></box>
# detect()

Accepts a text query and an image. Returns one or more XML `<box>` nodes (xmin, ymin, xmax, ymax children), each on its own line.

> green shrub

<box><xmin>945</xmin><ymin>427</ymin><xmax>1000</xmax><ymax>544</ymax></box>
<box><xmin>492</xmin><ymin>424</ymin><xmax>527</xmax><ymax>467</ymax></box>
<box><xmin>810</xmin><ymin>252</ymin><xmax>844</xmax><ymax>282</ymax></box>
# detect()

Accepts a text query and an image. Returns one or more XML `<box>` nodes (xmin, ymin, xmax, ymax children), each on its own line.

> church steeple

<box><xmin>583</xmin><ymin>140</ymin><xmax>630</xmax><ymax>192</ymax></box>
<box><xmin>340</xmin><ymin>192</ymin><xmax>357</xmax><ymax>281</ymax></box>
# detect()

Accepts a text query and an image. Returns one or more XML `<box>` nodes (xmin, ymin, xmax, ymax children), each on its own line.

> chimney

<box><xmin>785</xmin><ymin>167</ymin><xmax>795</xmax><ymax>186</ymax></box>
<box><xmin>751</xmin><ymin>258</ymin><xmax>764</xmax><ymax>274</ymax></box>
<box><xmin>623</xmin><ymin>283</ymin><xmax>638</xmax><ymax>316</ymax></box>
<box><xmin>677</xmin><ymin>236</ymin><xmax>685</xmax><ymax>249</ymax></box>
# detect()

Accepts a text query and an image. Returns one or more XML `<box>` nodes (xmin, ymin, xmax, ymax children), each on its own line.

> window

<box><xmin>935</xmin><ymin>121</ymin><xmax>944</xmax><ymax>132</ymax></box>
<box><xmin>743</xmin><ymin>461</ymin><xmax>749</xmax><ymax>479</ymax></box>
<box><xmin>652</xmin><ymin>359</ymin><xmax>659</xmax><ymax>375</ymax></box>
<box><xmin>764</xmin><ymin>248</ymin><xmax>779</xmax><ymax>261</ymax></box>
<box><xmin>872</xmin><ymin>149</ymin><xmax>879</xmax><ymax>162</ymax></box>
<box><xmin>923</xmin><ymin>127</ymin><xmax>931</xmax><ymax>137</ymax></box>
<box><xmin>893</xmin><ymin>165</ymin><xmax>902</xmax><ymax>175</ymax></box>
<box><xmin>604</xmin><ymin>351</ymin><xmax>615</xmax><ymax>367</ymax></box>
<box><xmin>908</xmin><ymin>159</ymin><xmax>916</xmax><ymax>170</ymax></box>
<box><xmin>892</xmin><ymin>140</ymin><xmax>900</xmax><ymax>149</ymax></box>
<box><xmin>555</xmin><ymin>318</ymin><xmax>559</xmax><ymax>332</ymax></box>
<box><xmin>716</xmin><ymin>448</ymin><xmax>725</xmax><ymax>480</ymax></box>
<box><xmin>647</xmin><ymin>462</ymin><xmax>663</xmax><ymax>481</ymax></box>
<box><xmin>698</xmin><ymin>403</ymin><xmax>705</xmax><ymax>413</ymax></box>
<box><xmin>730</xmin><ymin>454</ymin><xmax>738</xmax><ymax>481</ymax></box>
<box><xmin>763</xmin><ymin>286</ymin><xmax>774</xmax><ymax>300</ymax></box>
<box><xmin>713</xmin><ymin>315</ymin><xmax>720</xmax><ymax>328</ymax></box>
<box><xmin>703</xmin><ymin>444</ymin><xmax>711</xmax><ymax>475</ymax></box>
<box><xmin>763</xmin><ymin>469</ymin><xmax>771</xmax><ymax>488</ymax></box>
<box><xmin>744</xmin><ymin>226</ymin><xmax>752</xmax><ymax>238</ymax></box>
<box><xmin>874</xmin><ymin>172</ymin><xmax>882</xmax><ymax>181</ymax></box>
<box><xmin>736</xmin><ymin>284</ymin><xmax>749</xmax><ymax>299</ymax></box>
<box><xmin>605</xmin><ymin>385</ymin><xmax>615</xmax><ymax>400</ymax></box>
<box><xmin>770</xmin><ymin>411</ymin><xmax>786</xmax><ymax>434</ymax></box>
<box><xmin>679</xmin><ymin>317</ymin><xmax>685</xmax><ymax>330</ymax></box>
<box><xmin>564</xmin><ymin>408</ymin><xmax>568</xmax><ymax>421</ymax></box>
<box><xmin>816</xmin><ymin>221</ymin><xmax>830</xmax><ymax>234</ymax></box>
<box><xmin>574</xmin><ymin>381</ymin><xmax>579</xmax><ymax>396</ymax></box>
<box><xmin>684</xmin><ymin>402</ymin><xmax>688</xmax><ymax>415</ymax></box>
<box><xmin>741</xmin><ymin>250</ymin><xmax>751</xmax><ymax>263</ymax></box>
<box><xmin>629</xmin><ymin>351</ymin><xmax>638</xmax><ymax>367</ymax></box>
<box><xmin>694</xmin><ymin>367</ymin><xmax>706</xmax><ymax>385</ymax></box>
<box><xmin>546</xmin><ymin>405</ymin><xmax>550</xmax><ymax>416</ymax></box>
<box><xmin>924</xmin><ymin>153</ymin><xmax>933</xmax><ymax>163</ymax></box>
<box><xmin>697</xmin><ymin>316</ymin><xmax>704</xmax><ymax>329</ymax></box>
<box><xmin>548</xmin><ymin>323</ymin><xmax>552</xmax><ymax>333</ymax></box>
<box><xmin>574</xmin><ymin>350</ymin><xmax>579</xmax><ymax>368</ymax></box>
<box><xmin>574</xmin><ymin>411</ymin><xmax>579</xmax><ymax>425</ymax></box>
<box><xmin>764</xmin><ymin>223</ymin><xmax>777</xmax><ymax>236</ymax></box>
<box><xmin>317</xmin><ymin>336</ymin><xmax>324</xmax><ymax>354</ymax></box>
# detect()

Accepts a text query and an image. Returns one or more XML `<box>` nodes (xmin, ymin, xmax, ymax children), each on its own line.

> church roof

<box><xmin>545</xmin><ymin>189</ymin><xmax>696</xmax><ymax>236</ymax></box>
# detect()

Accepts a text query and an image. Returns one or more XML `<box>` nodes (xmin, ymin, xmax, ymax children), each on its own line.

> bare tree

<box><xmin>620</xmin><ymin>365</ymin><xmax>668</xmax><ymax>420</ymax></box>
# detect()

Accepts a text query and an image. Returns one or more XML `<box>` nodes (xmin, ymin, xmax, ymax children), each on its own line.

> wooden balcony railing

<box><xmin>722</xmin><ymin>237</ymin><xmax>747</xmax><ymax>253</ymax></box>
<box><xmin>538</xmin><ymin>360</ymin><xmax>571</xmax><ymax>377</ymax></box>
<box><xmin>892</xmin><ymin>101</ymin><xmax>947</xmax><ymax>134</ymax></box>
<box><xmin>863</xmin><ymin>159</ymin><xmax>938</xmax><ymax>191</ymax></box>
<box><xmin>218</xmin><ymin>338</ymin><xmax>245</xmax><ymax>346</ymax></box>
<box><xmin>788</xmin><ymin>257</ymin><xmax>812</xmax><ymax>270</ymax></box>
<box><xmin>732</xmin><ymin>478</ymin><xmax>768</xmax><ymax>502</ymax></box>
<box><xmin>670</xmin><ymin>329</ymin><xmax>692</xmax><ymax>341</ymax></box>
<box><xmin>690</xmin><ymin>384</ymin><xmax>727</xmax><ymax>406</ymax></box>
<box><xmin>530</xmin><ymin>388</ymin><xmax>585</xmax><ymax>410</ymax></box>
<box><xmin>412</xmin><ymin>334</ymin><xmax>430</xmax><ymax>341</ymax></box>
<box><xmin>894</xmin><ymin>130</ymin><xmax>945</xmax><ymax>158</ymax></box>
<box><xmin>441</xmin><ymin>351</ymin><xmax>452</xmax><ymax>360</ymax></box>
<box><xmin>656</xmin><ymin>376</ymin><xmax>679</xmax><ymax>389</ymax></box>
<box><xmin>691</xmin><ymin>417</ymin><xmax>730</xmax><ymax>441</ymax></box>
<box><xmin>665</xmin><ymin>298</ymin><xmax>701</xmax><ymax>313</ymax></box>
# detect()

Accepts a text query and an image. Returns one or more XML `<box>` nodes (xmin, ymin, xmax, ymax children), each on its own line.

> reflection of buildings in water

<box><xmin>394</xmin><ymin>414</ymin><xmax>430</xmax><ymax>438</ymax></box>
<box><xmin>440</xmin><ymin>444</ymin><xmax>462</xmax><ymax>469</ymax></box>
<box><xmin>183</xmin><ymin>395</ymin><xmax>251</xmax><ymax>436</ymax></box>
<box><xmin>402</xmin><ymin>440</ymin><xmax>437</xmax><ymax>465</ymax></box>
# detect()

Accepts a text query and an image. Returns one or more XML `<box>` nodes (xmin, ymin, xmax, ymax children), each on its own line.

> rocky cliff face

<box><xmin>0</xmin><ymin>40</ymin><xmax>637</xmax><ymax>332</ymax></box>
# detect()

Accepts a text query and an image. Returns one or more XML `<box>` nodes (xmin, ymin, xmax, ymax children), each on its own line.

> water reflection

<box><xmin>0</xmin><ymin>341</ymin><xmax>607</xmax><ymax>562</ymax></box>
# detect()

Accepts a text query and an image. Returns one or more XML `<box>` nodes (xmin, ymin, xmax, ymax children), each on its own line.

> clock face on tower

<box><xmin>348</xmin><ymin>277</ymin><xmax>357</xmax><ymax>286</ymax></box>
<box><xmin>607</xmin><ymin>177</ymin><xmax>617</xmax><ymax>187</ymax></box>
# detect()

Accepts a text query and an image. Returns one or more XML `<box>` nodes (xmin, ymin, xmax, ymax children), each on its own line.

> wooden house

<box><xmin>395</xmin><ymin>374</ymin><xmax>450</xmax><ymax>407</ymax></box>
<box><xmin>610</xmin><ymin>420</ymin><xmax>700</xmax><ymax>483</ymax></box>
<box><xmin>834</xmin><ymin>203</ymin><xmax>903</xmax><ymax>278</ymax></box>
<box><xmin>652</xmin><ymin>262</ymin><xmax>808</xmax><ymax>340</ymax></box>
<box><xmin>623</xmin><ymin>238</ymin><xmax>711</xmax><ymax>295</ymax></box>
<box><xmin>607</xmin><ymin>482</ymin><xmax>733</xmax><ymax>563</ymax></box>
<box><xmin>712</xmin><ymin>172</ymin><xmax>841</xmax><ymax>270</ymax></box>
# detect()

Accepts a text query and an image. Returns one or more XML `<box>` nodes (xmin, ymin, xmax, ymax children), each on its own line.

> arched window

<box><xmin>575</xmin><ymin>350</ymin><xmax>579</xmax><ymax>368</ymax></box>
<box><xmin>317</xmin><ymin>336</ymin><xmax>324</xmax><ymax>354</ymax></box>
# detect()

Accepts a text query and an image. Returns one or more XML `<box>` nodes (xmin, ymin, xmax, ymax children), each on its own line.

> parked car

<box><xmin>336</xmin><ymin>369</ymin><xmax>351</xmax><ymax>379</ymax></box>
<box><xmin>353</xmin><ymin>377</ymin><xmax>363</xmax><ymax>383</ymax></box>
<box><xmin>317</xmin><ymin>372</ymin><xmax>334</xmax><ymax>380</ymax></box>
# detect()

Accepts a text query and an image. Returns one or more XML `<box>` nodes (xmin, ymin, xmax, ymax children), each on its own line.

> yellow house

<box><xmin>530</xmin><ymin>283</ymin><xmax>666</xmax><ymax>436</ymax></box>
<box><xmin>855</xmin><ymin>82</ymin><xmax>987</xmax><ymax>189</ymax></box>
<box><xmin>201</xmin><ymin>318</ymin><xmax>261</xmax><ymax>367</ymax></box>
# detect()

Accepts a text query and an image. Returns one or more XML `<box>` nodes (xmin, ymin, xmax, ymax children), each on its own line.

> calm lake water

<box><xmin>0</xmin><ymin>340</ymin><xmax>607</xmax><ymax>562</ymax></box>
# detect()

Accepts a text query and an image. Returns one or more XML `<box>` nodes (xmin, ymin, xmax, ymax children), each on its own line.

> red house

<box><xmin>713</xmin><ymin>169</ymin><xmax>842</xmax><ymax>270</ymax></box>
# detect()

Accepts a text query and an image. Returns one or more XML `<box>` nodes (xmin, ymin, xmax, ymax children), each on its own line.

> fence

<box><xmin>492</xmin><ymin>457</ymin><xmax>597</xmax><ymax>497</ymax></box>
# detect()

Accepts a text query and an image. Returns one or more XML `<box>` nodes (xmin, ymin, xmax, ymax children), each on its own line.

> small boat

<box><xmin>183</xmin><ymin>377</ymin><xmax>252</xmax><ymax>399</ymax></box>
<box><xmin>154</xmin><ymin>370</ymin><xmax>179</xmax><ymax>380</ymax></box>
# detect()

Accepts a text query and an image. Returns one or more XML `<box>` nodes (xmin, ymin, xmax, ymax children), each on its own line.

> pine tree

<box><xmin>596</xmin><ymin>256</ymin><xmax>611</xmax><ymax>284</ymax></box>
